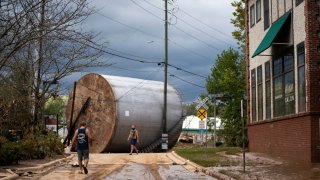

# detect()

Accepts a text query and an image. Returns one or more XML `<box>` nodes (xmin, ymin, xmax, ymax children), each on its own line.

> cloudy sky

<box><xmin>63</xmin><ymin>0</ymin><xmax>238</xmax><ymax>102</ymax></box>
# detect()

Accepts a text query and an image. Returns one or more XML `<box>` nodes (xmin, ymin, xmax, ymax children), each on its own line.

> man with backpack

<box><xmin>127</xmin><ymin>125</ymin><xmax>139</xmax><ymax>155</ymax></box>
<box><xmin>71</xmin><ymin>121</ymin><xmax>92</xmax><ymax>174</ymax></box>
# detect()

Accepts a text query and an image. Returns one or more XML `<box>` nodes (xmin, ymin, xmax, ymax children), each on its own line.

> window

<box><xmin>257</xmin><ymin>66</ymin><xmax>263</xmax><ymax>120</ymax></box>
<box><xmin>251</xmin><ymin>69</ymin><xmax>256</xmax><ymax>122</ymax></box>
<box><xmin>256</xmin><ymin>0</ymin><xmax>261</xmax><ymax>22</ymax></box>
<box><xmin>263</xmin><ymin>0</ymin><xmax>270</xmax><ymax>30</ymax></box>
<box><xmin>265</xmin><ymin>61</ymin><xmax>271</xmax><ymax>119</ymax></box>
<box><xmin>273</xmin><ymin>58</ymin><xmax>284</xmax><ymax>117</ymax></box>
<box><xmin>273</xmin><ymin>51</ymin><xmax>295</xmax><ymax>117</ymax></box>
<box><xmin>296</xmin><ymin>0</ymin><xmax>303</xmax><ymax>6</ymax></box>
<box><xmin>250</xmin><ymin>4</ymin><xmax>255</xmax><ymax>27</ymax></box>
<box><xmin>297</xmin><ymin>42</ymin><xmax>305</xmax><ymax>112</ymax></box>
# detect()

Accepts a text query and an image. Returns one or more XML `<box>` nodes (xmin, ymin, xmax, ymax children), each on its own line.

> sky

<box><xmin>62</xmin><ymin>0</ymin><xmax>238</xmax><ymax>102</ymax></box>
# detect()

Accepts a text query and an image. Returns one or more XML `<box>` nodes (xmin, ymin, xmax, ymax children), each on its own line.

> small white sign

<box><xmin>125</xmin><ymin>111</ymin><xmax>130</xmax><ymax>117</ymax></box>
<box><xmin>199</xmin><ymin>121</ymin><xmax>206</xmax><ymax>129</ymax></box>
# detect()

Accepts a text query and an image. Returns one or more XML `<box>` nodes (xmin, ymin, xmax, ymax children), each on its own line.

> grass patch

<box><xmin>173</xmin><ymin>143</ymin><xmax>242</xmax><ymax>167</ymax></box>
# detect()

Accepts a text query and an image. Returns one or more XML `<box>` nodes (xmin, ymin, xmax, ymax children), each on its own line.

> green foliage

<box><xmin>0</xmin><ymin>131</ymin><xmax>64</xmax><ymax>165</ymax></box>
<box><xmin>44</xmin><ymin>96</ymin><xmax>68</xmax><ymax>119</ymax></box>
<box><xmin>182</xmin><ymin>103</ymin><xmax>197</xmax><ymax>116</ymax></box>
<box><xmin>206</xmin><ymin>49</ymin><xmax>246</xmax><ymax>146</ymax></box>
<box><xmin>231</xmin><ymin>0</ymin><xmax>245</xmax><ymax>53</ymax></box>
<box><xmin>0</xmin><ymin>141</ymin><xmax>22</xmax><ymax>165</ymax></box>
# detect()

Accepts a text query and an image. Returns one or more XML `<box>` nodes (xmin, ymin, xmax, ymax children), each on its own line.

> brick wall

<box><xmin>305</xmin><ymin>0</ymin><xmax>320</xmax><ymax>112</ymax></box>
<box><xmin>311</xmin><ymin>115</ymin><xmax>320</xmax><ymax>162</ymax></box>
<box><xmin>248</xmin><ymin>115</ymin><xmax>312</xmax><ymax>162</ymax></box>
<box><xmin>245</xmin><ymin>0</ymin><xmax>251</xmax><ymax>123</ymax></box>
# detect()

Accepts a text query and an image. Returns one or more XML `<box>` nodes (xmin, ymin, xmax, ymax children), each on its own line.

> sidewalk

<box><xmin>0</xmin><ymin>154</ymin><xmax>74</xmax><ymax>179</ymax></box>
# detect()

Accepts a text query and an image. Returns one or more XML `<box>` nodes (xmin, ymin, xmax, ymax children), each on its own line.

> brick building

<box><xmin>246</xmin><ymin>0</ymin><xmax>320</xmax><ymax>163</ymax></box>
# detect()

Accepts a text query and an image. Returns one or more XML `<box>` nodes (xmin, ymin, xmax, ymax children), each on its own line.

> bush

<box><xmin>0</xmin><ymin>131</ymin><xmax>64</xmax><ymax>165</ymax></box>
<box><xmin>0</xmin><ymin>141</ymin><xmax>22</xmax><ymax>165</ymax></box>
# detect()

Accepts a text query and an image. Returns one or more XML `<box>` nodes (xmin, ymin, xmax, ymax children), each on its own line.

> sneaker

<box><xmin>83</xmin><ymin>166</ymin><xmax>88</xmax><ymax>174</ymax></box>
<box><xmin>129</xmin><ymin>153</ymin><xmax>132</xmax><ymax>155</ymax></box>
<box><xmin>136</xmin><ymin>150</ymin><xmax>139</xmax><ymax>155</ymax></box>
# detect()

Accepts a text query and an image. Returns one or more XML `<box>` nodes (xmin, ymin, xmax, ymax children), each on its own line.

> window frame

<box><xmin>251</xmin><ymin>69</ymin><xmax>257</xmax><ymax>122</ymax></box>
<box><xmin>263</xmin><ymin>0</ymin><xmax>270</xmax><ymax>30</ymax></box>
<box><xmin>250</xmin><ymin>4</ymin><xmax>255</xmax><ymax>28</ymax></box>
<box><xmin>256</xmin><ymin>0</ymin><xmax>261</xmax><ymax>23</ymax></box>
<box><xmin>297</xmin><ymin>41</ymin><xmax>306</xmax><ymax>112</ymax></box>
<box><xmin>265</xmin><ymin>61</ymin><xmax>271</xmax><ymax>119</ymax></box>
<box><xmin>272</xmin><ymin>49</ymin><xmax>295</xmax><ymax>117</ymax></box>
<box><xmin>257</xmin><ymin>65</ymin><xmax>263</xmax><ymax>120</ymax></box>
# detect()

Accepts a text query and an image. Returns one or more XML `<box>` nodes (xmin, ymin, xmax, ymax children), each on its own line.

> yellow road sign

<box><xmin>197</xmin><ymin>107</ymin><xmax>207</xmax><ymax>120</ymax></box>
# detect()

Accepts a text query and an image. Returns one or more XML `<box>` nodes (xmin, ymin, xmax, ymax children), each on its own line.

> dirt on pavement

<box><xmin>36</xmin><ymin>153</ymin><xmax>215</xmax><ymax>180</ymax></box>
<box><xmin>207</xmin><ymin>151</ymin><xmax>320</xmax><ymax>180</ymax></box>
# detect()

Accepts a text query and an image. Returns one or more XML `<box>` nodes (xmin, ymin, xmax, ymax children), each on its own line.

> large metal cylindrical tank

<box><xmin>66</xmin><ymin>73</ymin><xmax>183</xmax><ymax>153</ymax></box>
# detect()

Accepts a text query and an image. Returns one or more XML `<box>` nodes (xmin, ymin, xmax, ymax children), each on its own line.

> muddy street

<box><xmin>36</xmin><ymin>153</ymin><xmax>215</xmax><ymax>180</ymax></box>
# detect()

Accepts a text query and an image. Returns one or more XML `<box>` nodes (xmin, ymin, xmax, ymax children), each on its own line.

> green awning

<box><xmin>251</xmin><ymin>11</ymin><xmax>292</xmax><ymax>58</ymax></box>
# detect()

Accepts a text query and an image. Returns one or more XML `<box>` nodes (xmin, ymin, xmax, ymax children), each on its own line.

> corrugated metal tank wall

<box><xmin>66</xmin><ymin>73</ymin><xmax>183</xmax><ymax>153</ymax></box>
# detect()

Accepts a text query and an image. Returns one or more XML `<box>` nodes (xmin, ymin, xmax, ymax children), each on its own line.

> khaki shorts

<box><xmin>77</xmin><ymin>149</ymin><xmax>89</xmax><ymax>161</ymax></box>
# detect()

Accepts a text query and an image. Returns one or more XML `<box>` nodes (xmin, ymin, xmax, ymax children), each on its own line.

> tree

<box><xmin>182</xmin><ymin>103</ymin><xmax>197</xmax><ymax>116</ymax></box>
<box><xmin>231</xmin><ymin>0</ymin><xmax>245</xmax><ymax>54</ymax></box>
<box><xmin>0</xmin><ymin>0</ymin><xmax>108</xmax><ymax>131</ymax></box>
<box><xmin>206</xmin><ymin>48</ymin><xmax>246</xmax><ymax>146</ymax></box>
<box><xmin>44</xmin><ymin>96</ymin><xmax>68</xmax><ymax>121</ymax></box>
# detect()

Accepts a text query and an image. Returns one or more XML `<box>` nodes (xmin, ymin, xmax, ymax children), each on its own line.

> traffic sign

<box><xmin>196</xmin><ymin>97</ymin><xmax>209</xmax><ymax>110</ymax></box>
<box><xmin>197</xmin><ymin>106</ymin><xmax>207</xmax><ymax>120</ymax></box>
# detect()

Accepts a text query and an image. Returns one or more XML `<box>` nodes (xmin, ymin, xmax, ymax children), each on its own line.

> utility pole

<box><xmin>161</xmin><ymin>0</ymin><xmax>169</xmax><ymax>151</ymax></box>
<box><xmin>163</xmin><ymin>0</ymin><xmax>168</xmax><ymax>134</ymax></box>
<box><xmin>213</xmin><ymin>99</ymin><xmax>216</xmax><ymax>147</ymax></box>
<box><xmin>241</xmin><ymin>99</ymin><xmax>245</xmax><ymax>172</ymax></box>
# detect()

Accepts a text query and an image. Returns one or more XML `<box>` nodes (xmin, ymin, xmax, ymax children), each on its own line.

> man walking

<box><xmin>127</xmin><ymin>125</ymin><xmax>139</xmax><ymax>155</ymax></box>
<box><xmin>71</xmin><ymin>121</ymin><xmax>92</xmax><ymax>174</ymax></box>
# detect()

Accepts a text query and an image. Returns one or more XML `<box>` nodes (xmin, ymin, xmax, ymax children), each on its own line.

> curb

<box><xmin>14</xmin><ymin>154</ymin><xmax>75</xmax><ymax>175</ymax></box>
<box><xmin>170</xmin><ymin>151</ymin><xmax>233</xmax><ymax>180</ymax></box>
<box><xmin>0</xmin><ymin>169</ymin><xmax>19</xmax><ymax>180</ymax></box>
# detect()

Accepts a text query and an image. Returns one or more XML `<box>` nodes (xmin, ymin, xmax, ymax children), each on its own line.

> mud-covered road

<box><xmin>37</xmin><ymin>153</ymin><xmax>215</xmax><ymax>180</ymax></box>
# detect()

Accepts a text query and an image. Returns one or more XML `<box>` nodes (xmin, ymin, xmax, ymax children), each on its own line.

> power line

<box><xmin>168</xmin><ymin>39</ymin><xmax>212</xmax><ymax>62</ymax></box>
<box><xmin>80</xmin><ymin>37</ymin><xmax>208</xmax><ymax>80</ymax></box>
<box><xmin>169</xmin><ymin>73</ymin><xmax>205</xmax><ymax>88</ymax></box>
<box><xmin>172</xmin><ymin>25</ymin><xmax>221</xmax><ymax>52</ymax></box>
<box><xmin>141</xmin><ymin>0</ymin><xmax>163</xmax><ymax>11</ymax></box>
<box><xmin>141</xmin><ymin>0</ymin><xmax>234</xmax><ymax>47</ymax></box>
<box><xmin>174</xmin><ymin>17</ymin><xmax>235</xmax><ymax>47</ymax></box>
<box><xmin>96</xmin><ymin>12</ymin><xmax>162</xmax><ymax>39</ymax></box>
<box><xmin>96</xmin><ymin>12</ymin><xmax>213</xmax><ymax>63</ymax></box>
<box><xmin>130</xmin><ymin>0</ymin><xmax>221</xmax><ymax>52</ymax></box>
<box><xmin>109</xmin><ymin>66</ymin><xmax>163</xmax><ymax>73</ymax></box>
<box><xmin>168</xmin><ymin>64</ymin><xmax>206</xmax><ymax>79</ymax></box>
<box><xmin>106</xmin><ymin>47</ymin><xmax>160</xmax><ymax>63</ymax></box>
<box><xmin>116</xmin><ymin>65</ymin><xmax>164</xmax><ymax>100</ymax></box>
<box><xmin>179</xmin><ymin>8</ymin><xmax>233</xmax><ymax>40</ymax></box>
<box><xmin>130</xmin><ymin>0</ymin><xmax>163</xmax><ymax>21</ymax></box>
